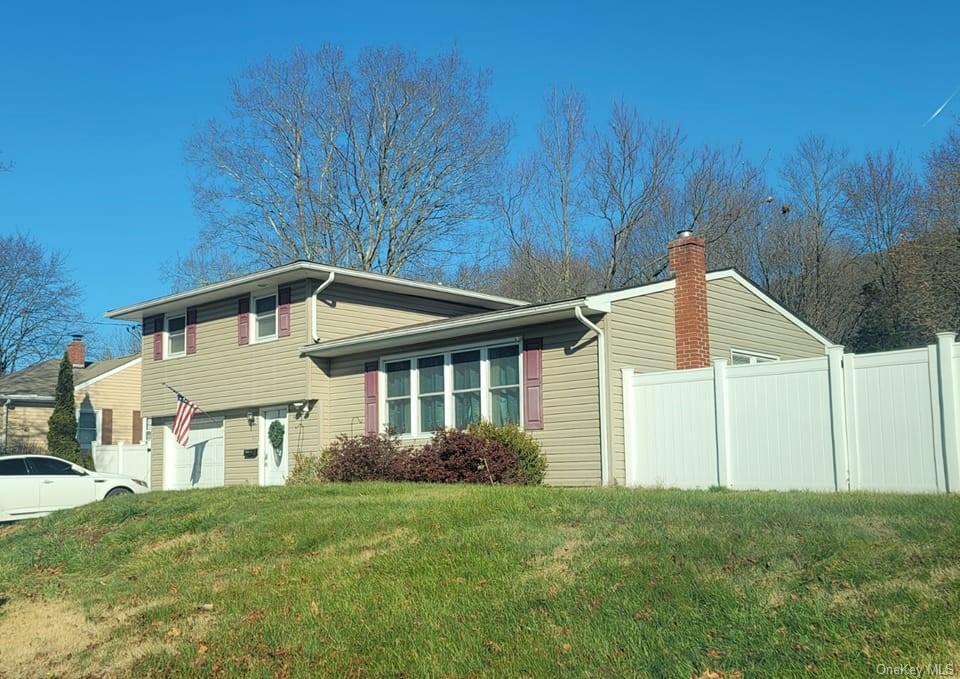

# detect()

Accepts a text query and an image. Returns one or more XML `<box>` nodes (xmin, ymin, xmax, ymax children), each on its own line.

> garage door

<box><xmin>163</xmin><ymin>418</ymin><xmax>225</xmax><ymax>490</ymax></box>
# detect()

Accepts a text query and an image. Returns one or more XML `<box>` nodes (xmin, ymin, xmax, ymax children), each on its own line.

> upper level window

<box><xmin>382</xmin><ymin>341</ymin><xmax>522</xmax><ymax>437</ymax></box>
<box><xmin>167</xmin><ymin>315</ymin><xmax>186</xmax><ymax>357</ymax></box>
<box><xmin>730</xmin><ymin>349</ymin><xmax>779</xmax><ymax>366</ymax></box>
<box><xmin>254</xmin><ymin>294</ymin><xmax>277</xmax><ymax>341</ymax></box>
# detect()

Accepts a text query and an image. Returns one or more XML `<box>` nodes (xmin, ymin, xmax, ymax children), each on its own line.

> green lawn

<box><xmin>0</xmin><ymin>484</ymin><xmax>958</xmax><ymax>678</ymax></box>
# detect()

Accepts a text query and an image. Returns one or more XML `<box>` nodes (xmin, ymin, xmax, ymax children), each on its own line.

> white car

<box><xmin>0</xmin><ymin>454</ymin><xmax>149</xmax><ymax>522</ymax></box>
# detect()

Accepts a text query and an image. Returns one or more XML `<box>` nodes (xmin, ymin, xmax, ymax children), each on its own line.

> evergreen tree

<box><xmin>46</xmin><ymin>352</ymin><xmax>85</xmax><ymax>466</ymax></box>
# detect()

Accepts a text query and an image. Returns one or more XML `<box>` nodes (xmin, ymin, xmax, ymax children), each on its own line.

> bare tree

<box><xmin>162</xmin><ymin>240</ymin><xmax>250</xmax><ymax>292</ymax></box>
<box><xmin>0</xmin><ymin>235</ymin><xmax>83</xmax><ymax>374</ymax></box>
<box><xmin>588</xmin><ymin>103</ymin><xmax>681</xmax><ymax>289</ymax></box>
<box><xmin>897</xmin><ymin>126</ymin><xmax>960</xmax><ymax>338</ymax></box>
<box><xmin>88</xmin><ymin>325</ymin><xmax>143</xmax><ymax>361</ymax></box>
<box><xmin>183</xmin><ymin>46</ymin><xmax>509</xmax><ymax>286</ymax></box>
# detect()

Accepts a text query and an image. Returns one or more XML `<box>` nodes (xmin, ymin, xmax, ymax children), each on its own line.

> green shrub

<box><xmin>467</xmin><ymin>420</ymin><xmax>547</xmax><ymax>485</ymax></box>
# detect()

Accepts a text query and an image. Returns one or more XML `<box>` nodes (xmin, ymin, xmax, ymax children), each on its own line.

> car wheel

<box><xmin>105</xmin><ymin>487</ymin><xmax>134</xmax><ymax>498</ymax></box>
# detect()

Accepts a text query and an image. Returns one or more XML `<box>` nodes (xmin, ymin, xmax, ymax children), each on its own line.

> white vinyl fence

<box><xmin>622</xmin><ymin>332</ymin><xmax>960</xmax><ymax>493</ymax></box>
<box><xmin>91</xmin><ymin>441</ymin><xmax>151</xmax><ymax>487</ymax></box>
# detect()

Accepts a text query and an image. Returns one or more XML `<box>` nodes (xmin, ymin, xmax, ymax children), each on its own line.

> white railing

<box><xmin>622</xmin><ymin>332</ymin><xmax>960</xmax><ymax>493</ymax></box>
<box><xmin>91</xmin><ymin>441</ymin><xmax>151</xmax><ymax>487</ymax></box>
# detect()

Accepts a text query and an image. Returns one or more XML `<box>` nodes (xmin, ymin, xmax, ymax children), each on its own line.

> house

<box><xmin>105</xmin><ymin>232</ymin><xmax>831</xmax><ymax>489</ymax></box>
<box><xmin>0</xmin><ymin>336</ymin><xmax>142</xmax><ymax>455</ymax></box>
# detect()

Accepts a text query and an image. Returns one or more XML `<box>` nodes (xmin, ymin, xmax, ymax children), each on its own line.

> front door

<box><xmin>260</xmin><ymin>407</ymin><xmax>289</xmax><ymax>486</ymax></box>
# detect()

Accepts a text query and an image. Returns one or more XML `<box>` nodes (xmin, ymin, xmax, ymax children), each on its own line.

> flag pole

<box><xmin>161</xmin><ymin>383</ymin><xmax>222</xmax><ymax>428</ymax></box>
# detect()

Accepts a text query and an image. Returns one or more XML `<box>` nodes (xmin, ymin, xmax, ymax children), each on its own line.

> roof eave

<box><xmin>301</xmin><ymin>299</ymin><xmax>608</xmax><ymax>359</ymax></box>
<box><xmin>105</xmin><ymin>262</ymin><xmax>526</xmax><ymax>321</ymax></box>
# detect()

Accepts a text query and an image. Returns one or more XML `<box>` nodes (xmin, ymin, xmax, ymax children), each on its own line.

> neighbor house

<box><xmin>106</xmin><ymin>233</ymin><xmax>831</xmax><ymax>490</ymax></box>
<box><xmin>0</xmin><ymin>336</ymin><xmax>143</xmax><ymax>454</ymax></box>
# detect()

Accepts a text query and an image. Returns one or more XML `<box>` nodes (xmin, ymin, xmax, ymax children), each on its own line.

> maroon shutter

<box><xmin>363</xmin><ymin>361</ymin><xmax>379</xmax><ymax>435</ymax></box>
<box><xmin>186</xmin><ymin>307</ymin><xmax>198</xmax><ymax>355</ymax></box>
<box><xmin>523</xmin><ymin>338</ymin><xmax>544</xmax><ymax>430</ymax></box>
<box><xmin>151</xmin><ymin>315</ymin><xmax>164</xmax><ymax>361</ymax></box>
<box><xmin>132</xmin><ymin>410</ymin><xmax>142</xmax><ymax>444</ymax></box>
<box><xmin>278</xmin><ymin>286</ymin><xmax>291</xmax><ymax>338</ymax></box>
<box><xmin>101</xmin><ymin>408</ymin><xmax>113</xmax><ymax>445</ymax></box>
<box><xmin>238</xmin><ymin>297</ymin><xmax>250</xmax><ymax>345</ymax></box>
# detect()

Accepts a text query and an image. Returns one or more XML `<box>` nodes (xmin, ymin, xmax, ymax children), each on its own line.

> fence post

<box><xmin>712</xmin><ymin>359</ymin><xmax>730</xmax><ymax>489</ymax></box>
<box><xmin>826</xmin><ymin>346</ymin><xmax>848</xmax><ymax>491</ymax></box>
<box><xmin>117</xmin><ymin>441</ymin><xmax>125</xmax><ymax>475</ymax></box>
<box><xmin>936</xmin><ymin>332</ymin><xmax>958</xmax><ymax>493</ymax></box>
<box><xmin>842</xmin><ymin>351</ymin><xmax>860</xmax><ymax>491</ymax></box>
<box><xmin>621</xmin><ymin>368</ymin><xmax>637</xmax><ymax>487</ymax></box>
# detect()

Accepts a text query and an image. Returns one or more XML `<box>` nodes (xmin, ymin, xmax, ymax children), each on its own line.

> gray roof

<box><xmin>0</xmin><ymin>355</ymin><xmax>139</xmax><ymax>400</ymax></box>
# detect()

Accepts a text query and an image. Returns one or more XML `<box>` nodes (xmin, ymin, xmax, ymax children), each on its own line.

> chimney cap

<box><xmin>676</xmin><ymin>229</ymin><xmax>694</xmax><ymax>239</ymax></box>
<box><xmin>70</xmin><ymin>333</ymin><xmax>84</xmax><ymax>341</ymax></box>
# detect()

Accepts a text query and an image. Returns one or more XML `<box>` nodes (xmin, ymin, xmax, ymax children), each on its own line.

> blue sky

<box><xmin>1</xmin><ymin>1</ymin><xmax>957</xmax><ymax>334</ymax></box>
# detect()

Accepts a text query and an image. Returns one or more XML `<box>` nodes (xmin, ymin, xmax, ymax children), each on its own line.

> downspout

<box><xmin>311</xmin><ymin>272</ymin><xmax>336</xmax><ymax>342</ymax></box>
<box><xmin>575</xmin><ymin>307</ymin><xmax>611</xmax><ymax>486</ymax></box>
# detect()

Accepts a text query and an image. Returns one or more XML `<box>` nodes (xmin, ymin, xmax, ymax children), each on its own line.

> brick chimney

<box><xmin>67</xmin><ymin>334</ymin><xmax>86</xmax><ymax>368</ymax></box>
<box><xmin>668</xmin><ymin>230</ymin><xmax>711</xmax><ymax>369</ymax></box>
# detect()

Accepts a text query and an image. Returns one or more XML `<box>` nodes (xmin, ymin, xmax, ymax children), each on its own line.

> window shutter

<box><xmin>523</xmin><ymin>338</ymin><xmax>544</xmax><ymax>430</ymax></box>
<box><xmin>151</xmin><ymin>315</ymin><xmax>164</xmax><ymax>361</ymax></box>
<box><xmin>186</xmin><ymin>307</ymin><xmax>198</xmax><ymax>354</ymax></box>
<box><xmin>278</xmin><ymin>286</ymin><xmax>291</xmax><ymax>338</ymax></box>
<box><xmin>101</xmin><ymin>408</ymin><xmax>113</xmax><ymax>445</ymax></box>
<box><xmin>238</xmin><ymin>297</ymin><xmax>250</xmax><ymax>345</ymax></box>
<box><xmin>363</xmin><ymin>361</ymin><xmax>379</xmax><ymax>435</ymax></box>
<box><xmin>132</xmin><ymin>410</ymin><xmax>142</xmax><ymax>444</ymax></box>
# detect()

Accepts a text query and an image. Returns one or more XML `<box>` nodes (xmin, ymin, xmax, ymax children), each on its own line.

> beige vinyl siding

<box><xmin>607</xmin><ymin>290</ymin><xmax>676</xmax><ymax>484</ymax></box>
<box><xmin>313</xmin><ymin>282</ymin><xmax>488</xmax><ymax>342</ymax></box>
<box><xmin>4</xmin><ymin>402</ymin><xmax>53</xmax><ymax>452</ymax></box>
<box><xmin>707</xmin><ymin>277</ymin><xmax>827</xmax><ymax>360</ymax></box>
<box><xmin>75</xmin><ymin>360</ymin><xmax>142</xmax><ymax>443</ymax></box>
<box><xmin>606</xmin><ymin>276</ymin><xmax>828</xmax><ymax>485</ymax></box>
<box><xmin>321</xmin><ymin>318</ymin><xmax>602</xmax><ymax>486</ymax></box>
<box><xmin>141</xmin><ymin>281</ymin><xmax>310</xmax><ymax>417</ymax></box>
<box><xmin>149</xmin><ymin>417</ymin><xmax>166</xmax><ymax>489</ymax></box>
<box><xmin>223</xmin><ymin>411</ymin><xmax>259</xmax><ymax>486</ymax></box>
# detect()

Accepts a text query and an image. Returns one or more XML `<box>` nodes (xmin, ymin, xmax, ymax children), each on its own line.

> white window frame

<box><xmin>378</xmin><ymin>338</ymin><xmax>523</xmax><ymax>439</ymax></box>
<box><xmin>165</xmin><ymin>313</ymin><xmax>187</xmax><ymax>359</ymax></box>
<box><xmin>252</xmin><ymin>292</ymin><xmax>278</xmax><ymax>343</ymax></box>
<box><xmin>75</xmin><ymin>407</ymin><xmax>101</xmax><ymax>451</ymax></box>
<box><xmin>730</xmin><ymin>348</ymin><xmax>779</xmax><ymax>365</ymax></box>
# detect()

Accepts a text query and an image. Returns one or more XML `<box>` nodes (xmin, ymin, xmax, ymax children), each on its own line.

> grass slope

<box><xmin>0</xmin><ymin>484</ymin><xmax>958</xmax><ymax>678</ymax></box>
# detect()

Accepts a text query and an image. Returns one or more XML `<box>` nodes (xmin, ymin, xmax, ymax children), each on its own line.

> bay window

<box><xmin>452</xmin><ymin>350</ymin><xmax>481</xmax><ymax>428</ymax></box>
<box><xmin>381</xmin><ymin>341</ymin><xmax>523</xmax><ymax>437</ymax></box>
<box><xmin>385</xmin><ymin>360</ymin><xmax>411</xmax><ymax>434</ymax></box>
<box><xmin>488</xmin><ymin>345</ymin><xmax>521</xmax><ymax>425</ymax></box>
<box><xmin>418</xmin><ymin>355</ymin><xmax>445</xmax><ymax>432</ymax></box>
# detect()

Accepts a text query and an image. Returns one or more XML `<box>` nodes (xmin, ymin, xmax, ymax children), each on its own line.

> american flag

<box><xmin>172</xmin><ymin>393</ymin><xmax>199</xmax><ymax>447</ymax></box>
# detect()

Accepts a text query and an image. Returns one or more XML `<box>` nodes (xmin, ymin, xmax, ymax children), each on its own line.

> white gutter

<box><xmin>311</xmin><ymin>271</ymin><xmax>336</xmax><ymax>342</ymax></box>
<box><xmin>575</xmin><ymin>306</ymin><xmax>611</xmax><ymax>487</ymax></box>
<box><xmin>0</xmin><ymin>394</ymin><xmax>55</xmax><ymax>403</ymax></box>
<box><xmin>302</xmin><ymin>298</ymin><xmax>609</xmax><ymax>357</ymax></box>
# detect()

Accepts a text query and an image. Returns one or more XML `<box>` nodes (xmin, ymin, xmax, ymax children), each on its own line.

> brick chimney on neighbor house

<box><xmin>67</xmin><ymin>334</ymin><xmax>86</xmax><ymax>368</ymax></box>
<box><xmin>668</xmin><ymin>230</ymin><xmax>711</xmax><ymax>369</ymax></box>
